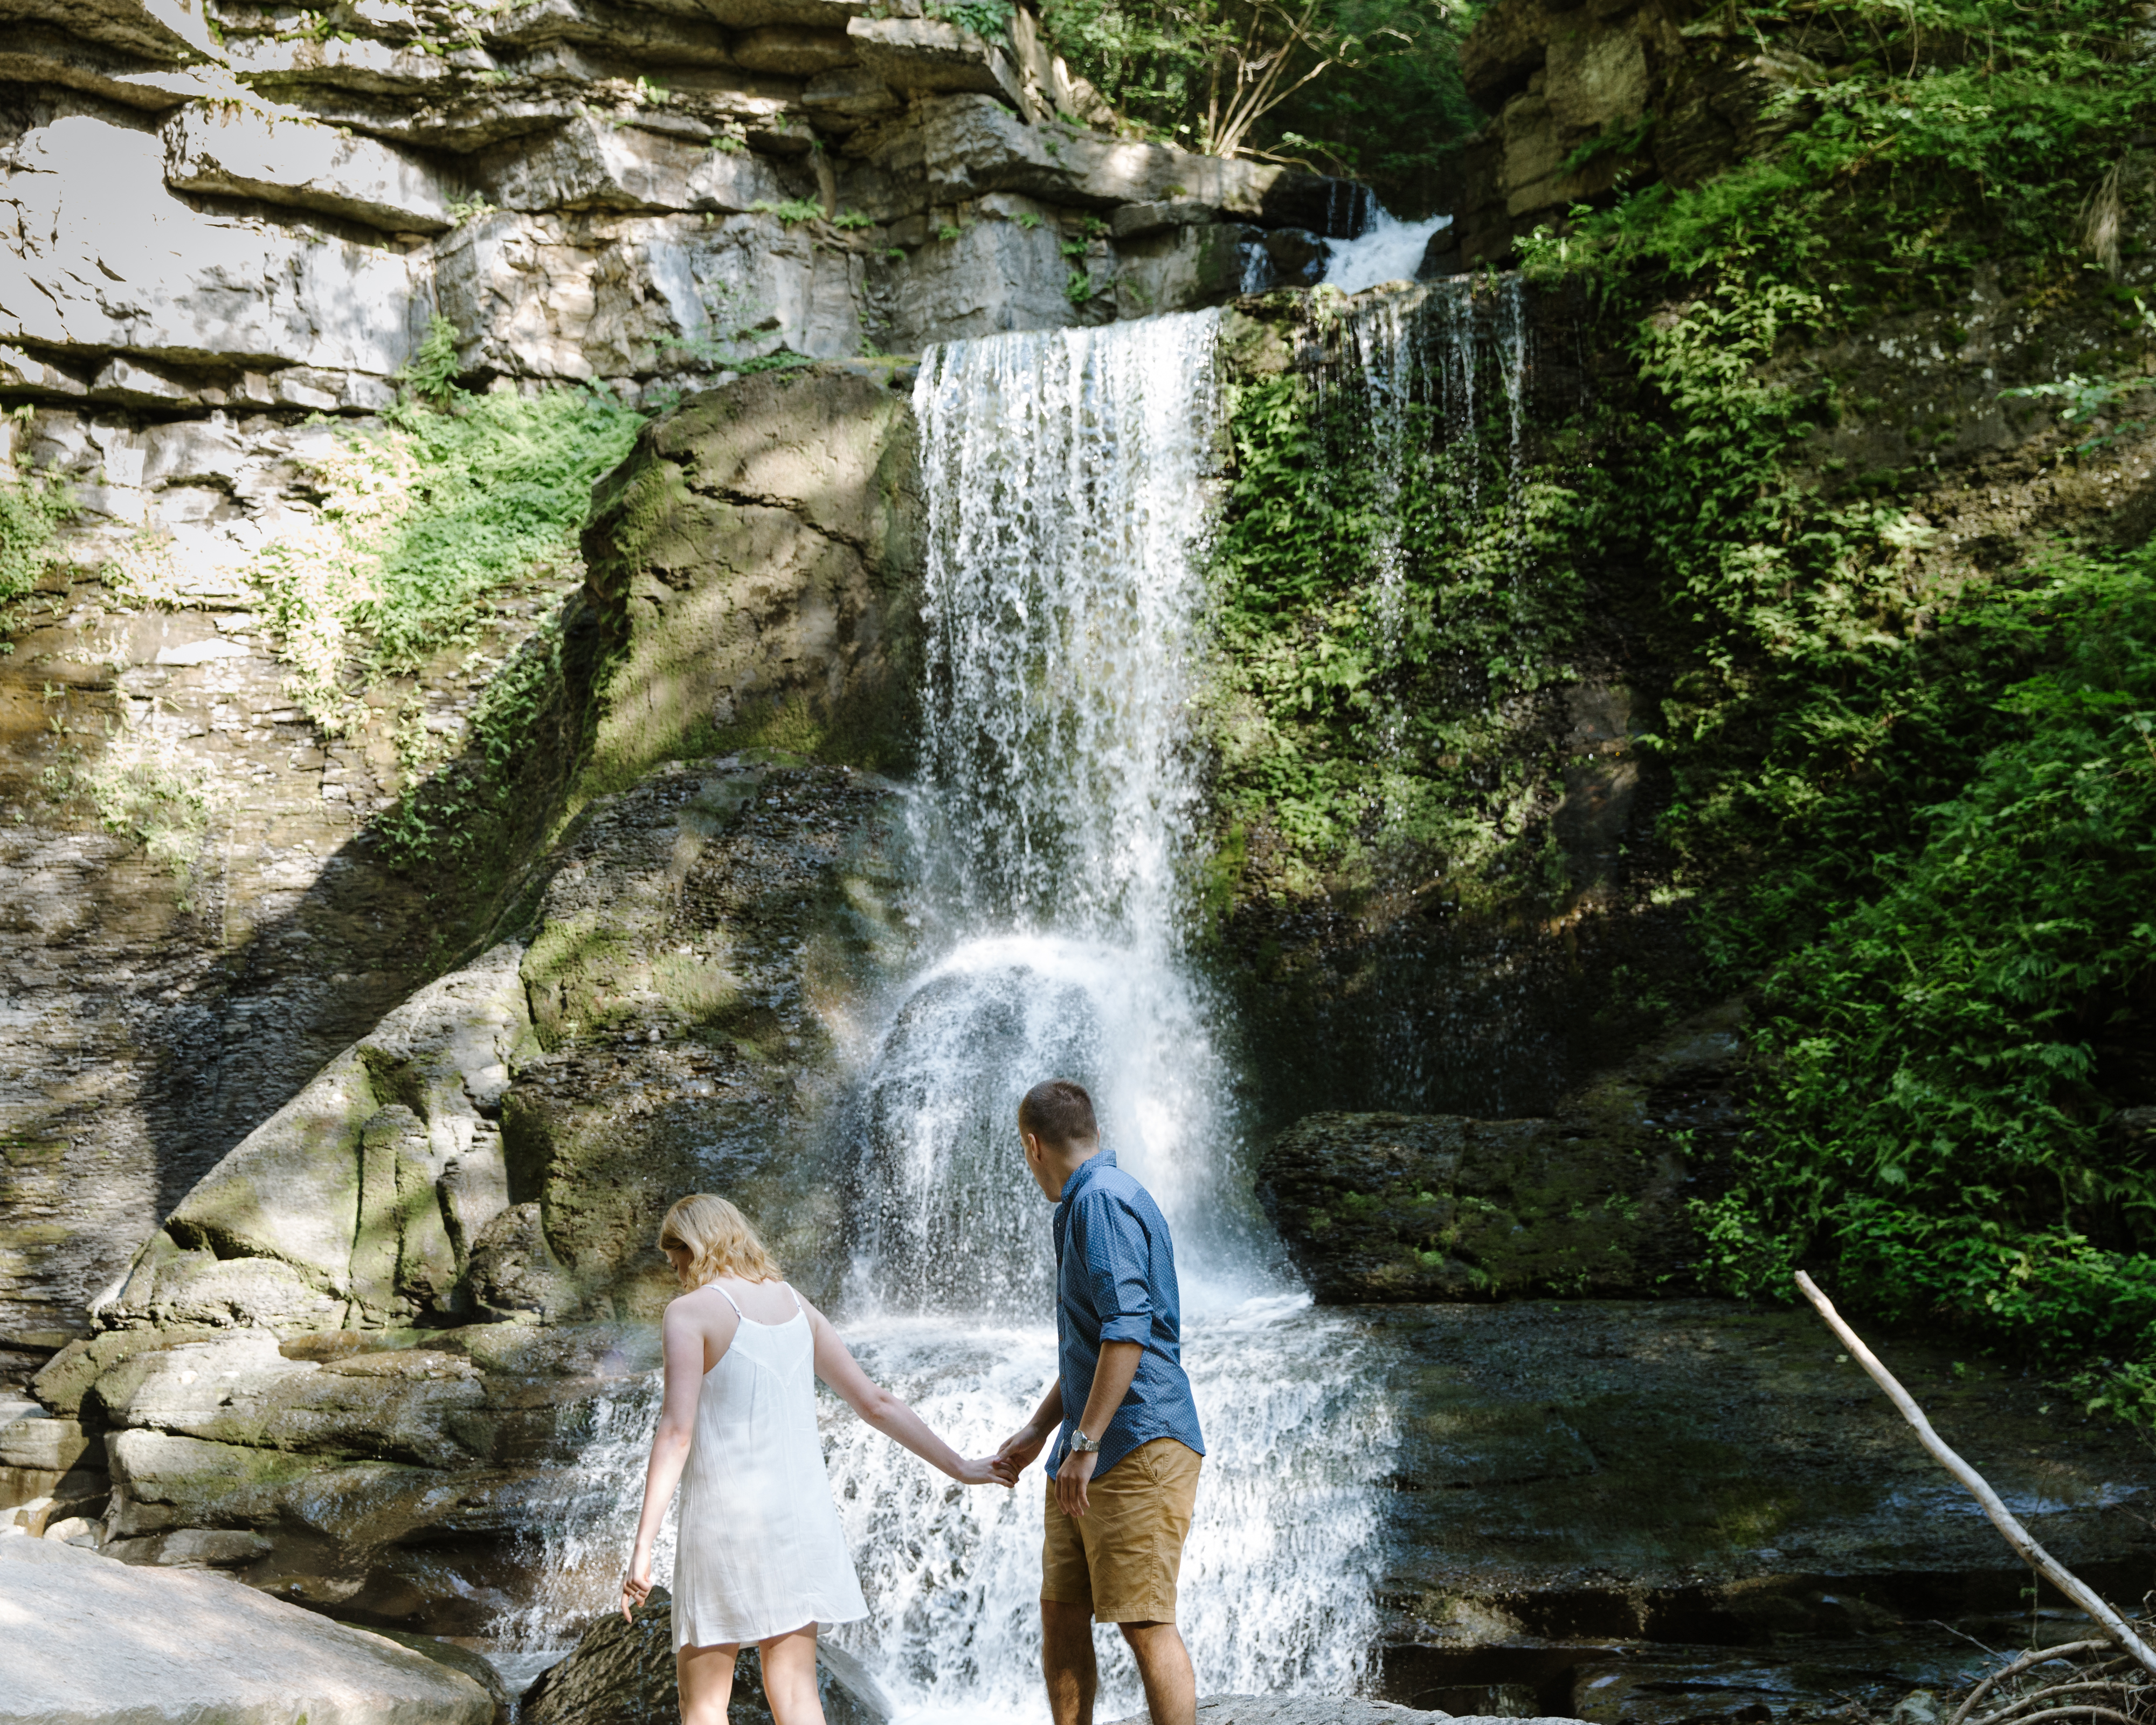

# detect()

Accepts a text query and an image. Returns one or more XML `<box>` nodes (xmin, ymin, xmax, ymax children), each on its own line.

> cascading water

<box><xmin>1270</xmin><ymin>272</ymin><xmax>1593</xmax><ymax>1126</ymax></box>
<box><xmin>1321</xmin><ymin>206</ymin><xmax>1453</xmax><ymax>294</ymax></box>
<box><xmin>494</xmin><ymin>308</ymin><xmax>1412</xmax><ymax>1719</ymax></box>
<box><xmin>826</xmin><ymin>310</ymin><xmax>1396</xmax><ymax>1721</ymax></box>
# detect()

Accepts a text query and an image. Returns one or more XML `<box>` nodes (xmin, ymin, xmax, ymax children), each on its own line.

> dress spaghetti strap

<box><xmin>710</xmin><ymin>1282</ymin><xmax>744</xmax><ymax>1319</ymax></box>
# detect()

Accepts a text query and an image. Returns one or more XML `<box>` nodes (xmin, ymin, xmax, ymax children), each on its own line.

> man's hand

<box><xmin>1055</xmin><ymin>1445</ymin><xmax>1098</xmax><ymax>1519</ymax></box>
<box><xmin>994</xmin><ymin>1420</ymin><xmax>1048</xmax><ymax>1484</ymax></box>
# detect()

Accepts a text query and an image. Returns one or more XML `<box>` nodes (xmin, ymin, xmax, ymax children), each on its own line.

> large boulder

<box><xmin>522</xmin><ymin>1591</ymin><xmax>890</xmax><ymax>1725</ymax></box>
<box><xmin>28</xmin><ymin>1322</ymin><xmax>657</xmax><ymax>1627</ymax></box>
<box><xmin>1370</xmin><ymin>1298</ymin><xmax>2156</xmax><ymax>1701</ymax></box>
<box><xmin>500</xmin><ymin>758</ymin><xmax>915</xmax><ymax>1316</ymax></box>
<box><xmin>98</xmin><ymin>942</ymin><xmax>537</xmax><ymax>1333</ymax></box>
<box><xmin>1257</xmin><ymin>1004</ymin><xmax>1746</xmax><ymax>1301</ymax></box>
<box><xmin>0</xmin><ymin>1535</ymin><xmax>494</xmax><ymax>1725</ymax></box>
<box><xmin>578</xmin><ymin>365</ymin><xmax>922</xmax><ymax>783</ymax></box>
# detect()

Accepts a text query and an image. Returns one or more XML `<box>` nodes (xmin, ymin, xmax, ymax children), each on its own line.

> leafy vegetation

<box><xmin>1202</xmin><ymin>0</ymin><xmax>2156</xmax><ymax>1397</ymax></box>
<box><xmin>1204</xmin><ymin>295</ymin><xmax>1587</xmax><ymax>901</ymax></box>
<box><xmin>250</xmin><ymin>328</ymin><xmax>641</xmax><ymax>740</ymax></box>
<box><xmin>1040</xmin><ymin>0</ymin><xmax>1476</xmax><ymax>210</ymax></box>
<box><xmin>0</xmin><ymin>465</ymin><xmax>74</xmax><ymax>608</ymax></box>
<box><xmin>1521</xmin><ymin>0</ymin><xmax>2142</xmax><ymax>296</ymax></box>
<box><xmin>1489</xmin><ymin>0</ymin><xmax>2156</xmax><ymax>1386</ymax></box>
<box><xmin>920</xmin><ymin>0</ymin><xmax>1017</xmax><ymax>39</ymax></box>
<box><xmin>42</xmin><ymin>735</ymin><xmax>218</xmax><ymax>907</ymax></box>
<box><xmin>749</xmin><ymin>197</ymin><xmax>830</xmax><ymax>227</ymax></box>
<box><xmin>1692</xmin><ymin>550</ymin><xmax>2156</xmax><ymax>1364</ymax></box>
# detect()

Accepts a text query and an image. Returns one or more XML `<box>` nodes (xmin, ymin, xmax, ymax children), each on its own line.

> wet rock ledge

<box><xmin>1257</xmin><ymin>1003</ymin><xmax>1746</xmax><ymax>1300</ymax></box>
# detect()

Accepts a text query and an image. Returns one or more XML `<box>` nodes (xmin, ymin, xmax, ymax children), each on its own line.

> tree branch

<box><xmin>1794</xmin><ymin>1272</ymin><xmax>2156</xmax><ymax>1680</ymax></box>
<box><xmin>1949</xmin><ymin>1643</ymin><xmax>2113</xmax><ymax>1725</ymax></box>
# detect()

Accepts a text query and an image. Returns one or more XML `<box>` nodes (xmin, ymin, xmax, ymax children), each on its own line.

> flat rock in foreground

<box><xmin>0</xmin><ymin>1535</ymin><xmax>493</xmax><ymax>1725</ymax></box>
<box><xmin>1104</xmin><ymin>1700</ymin><xmax>1586</xmax><ymax>1724</ymax></box>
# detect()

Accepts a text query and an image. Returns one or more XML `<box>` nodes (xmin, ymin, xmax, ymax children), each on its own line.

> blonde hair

<box><xmin>657</xmin><ymin>1194</ymin><xmax>782</xmax><ymax>1289</ymax></box>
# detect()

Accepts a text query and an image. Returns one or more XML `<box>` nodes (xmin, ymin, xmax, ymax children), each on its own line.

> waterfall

<box><xmin>821</xmin><ymin>312</ymin><xmax>1396</xmax><ymax>1721</ymax></box>
<box><xmin>1321</xmin><ymin>205</ymin><xmax>1452</xmax><ymax>294</ymax></box>
<box><xmin>1279</xmin><ymin>274</ymin><xmax>1581</xmax><ymax>1124</ymax></box>
<box><xmin>848</xmin><ymin>313</ymin><xmax>1240</xmax><ymax>1324</ymax></box>
<box><xmin>494</xmin><ymin>307</ymin><xmax>1409</xmax><ymax>1718</ymax></box>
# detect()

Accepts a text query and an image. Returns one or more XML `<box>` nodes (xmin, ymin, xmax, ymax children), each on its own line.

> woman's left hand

<box><xmin>621</xmin><ymin>1550</ymin><xmax>654</xmax><ymax>1622</ymax></box>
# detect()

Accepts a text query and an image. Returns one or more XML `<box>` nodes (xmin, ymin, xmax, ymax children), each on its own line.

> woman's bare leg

<box><xmin>758</xmin><ymin>1624</ymin><xmax>827</xmax><ymax>1725</ymax></box>
<box><xmin>676</xmin><ymin>1640</ymin><xmax>740</xmax><ymax>1725</ymax></box>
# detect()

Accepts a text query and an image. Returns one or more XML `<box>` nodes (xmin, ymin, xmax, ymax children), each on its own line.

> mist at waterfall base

<box><xmin>501</xmin><ymin>310</ymin><xmax>1406</xmax><ymax>1720</ymax></box>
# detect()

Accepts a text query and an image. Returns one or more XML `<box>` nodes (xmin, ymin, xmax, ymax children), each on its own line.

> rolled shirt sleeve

<box><xmin>1075</xmin><ymin>1192</ymin><xmax>1154</xmax><ymax>1346</ymax></box>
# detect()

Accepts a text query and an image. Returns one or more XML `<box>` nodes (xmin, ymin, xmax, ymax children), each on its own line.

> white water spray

<box><xmin>826</xmin><ymin>311</ymin><xmax>1396</xmax><ymax>1719</ymax></box>
<box><xmin>1322</xmin><ymin>205</ymin><xmax>1452</xmax><ymax>294</ymax></box>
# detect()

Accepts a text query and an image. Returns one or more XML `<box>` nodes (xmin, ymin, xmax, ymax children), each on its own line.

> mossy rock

<box><xmin>1257</xmin><ymin>1002</ymin><xmax>1747</xmax><ymax>1300</ymax></box>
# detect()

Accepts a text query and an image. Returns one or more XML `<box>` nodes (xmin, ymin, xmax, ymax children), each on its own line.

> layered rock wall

<box><xmin>0</xmin><ymin>0</ymin><xmax>1367</xmax><ymax>1363</ymax></box>
<box><xmin>1435</xmin><ymin>0</ymin><xmax>1822</xmax><ymax>270</ymax></box>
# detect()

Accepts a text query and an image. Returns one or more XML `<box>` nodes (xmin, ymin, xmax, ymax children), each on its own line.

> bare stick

<box><xmin>1974</xmin><ymin>1679</ymin><xmax>2144</xmax><ymax>1725</ymax></box>
<box><xmin>1794</xmin><ymin>1273</ymin><xmax>2156</xmax><ymax>1680</ymax></box>
<box><xmin>1949</xmin><ymin>1641</ymin><xmax>2112</xmax><ymax>1725</ymax></box>
<box><xmin>1973</xmin><ymin>1708</ymin><xmax>2138</xmax><ymax>1725</ymax></box>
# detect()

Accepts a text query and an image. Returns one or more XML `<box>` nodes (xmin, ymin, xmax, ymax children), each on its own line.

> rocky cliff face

<box><xmin>1436</xmin><ymin>0</ymin><xmax>1826</xmax><ymax>270</ymax></box>
<box><xmin>0</xmin><ymin>366</ymin><xmax>930</xmax><ymax>1617</ymax></box>
<box><xmin>0</xmin><ymin>0</ymin><xmax>1364</xmax><ymax>1358</ymax></box>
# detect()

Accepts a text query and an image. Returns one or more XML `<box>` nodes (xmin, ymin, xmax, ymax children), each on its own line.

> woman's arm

<box><xmin>805</xmin><ymin>1303</ymin><xmax>1000</xmax><ymax>1486</ymax></box>
<box><xmin>621</xmin><ymin>1294</ymin><xmax>730</xmax><ymax>1620</ymax></box>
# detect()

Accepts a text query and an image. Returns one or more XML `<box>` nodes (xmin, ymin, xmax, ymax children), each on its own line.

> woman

<box><xmin>621</xmin><ymin>1194</ymin><xmax>1001</xmax><ymax>1725</ymax></box>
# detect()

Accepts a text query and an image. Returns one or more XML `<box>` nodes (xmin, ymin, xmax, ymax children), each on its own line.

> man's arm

<box><xmin>1055</xmin><ymin>1340</ymin><xmax>1141</xmax><ymax>1519</ymax></box>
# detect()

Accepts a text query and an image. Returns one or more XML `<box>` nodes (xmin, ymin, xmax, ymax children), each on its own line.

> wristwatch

<box><xmin>1067</xmin><ymin>1430</ymin><xmax>1102</xmax><ymax>1454</ymax></box>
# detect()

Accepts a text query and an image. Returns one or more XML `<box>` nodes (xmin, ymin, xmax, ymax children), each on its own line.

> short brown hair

<box><xmin>658</xmin><ymin>1193</ymin><xmax>782</xmax><ymax>1289</ymax></box>
<box><xmin>1018</xmin><ymin>1079</ymin><xmax>1098</xmax><ymax>1149</ymax></box>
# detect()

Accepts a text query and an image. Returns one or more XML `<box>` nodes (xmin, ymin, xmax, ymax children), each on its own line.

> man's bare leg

<box><xmin>675</xmin><ymin>1641</ymin><xmax>739</xmax><ymax>1725</ymax></box>
<box><xmin>1118</xmin><ymin>1620</ymin><xmax>1196</xmax><ymax>1725</ymax></box>
<box><xmin>1041</xmin><ymin>1599</ymin><xmax>1099</xmax><ymax>1725</ymax></box>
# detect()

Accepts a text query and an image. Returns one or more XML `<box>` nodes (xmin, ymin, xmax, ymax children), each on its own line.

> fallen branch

<box><xmin>1972</xmin><ymin>1708</ymin><xmax>2138</xmax><ymax>1725</ymax></box>
<box><xmin>1949</xmin><ymin>1643</ymin><xmax>2113</xmax><ymax>1725</ymax></box>
<box><xmin>1793</xmin><ymin>1272</ymin><xmax>2156</xmax><ymax>1680</ymax></box>
<box><xmin>1974</xmin><ymin>1677</ymin><xmax>2145</xmax><ymax>1725</ymax></box>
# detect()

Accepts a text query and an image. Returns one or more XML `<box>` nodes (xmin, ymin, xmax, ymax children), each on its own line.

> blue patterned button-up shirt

<box><xmin>1045</xmin><ymin>1149</ymin><xmax>1205</xmax><ymax>1480</ymax></box>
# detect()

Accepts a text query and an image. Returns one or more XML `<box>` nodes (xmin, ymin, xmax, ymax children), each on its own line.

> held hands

<box><xmin>991</xmin><ymin>1420</ymin><xmax>1048</xmax><ymax>1487</ymax></box>
<box><xmin>950</xmin><ymin>1454</ymin><xmax>1008</xmax><ymax>1487</ymax></box>
<box><xmin>620</xmin><ymin>1548</ymin><xmax>653</xmax><ymax>1623</ymax></box>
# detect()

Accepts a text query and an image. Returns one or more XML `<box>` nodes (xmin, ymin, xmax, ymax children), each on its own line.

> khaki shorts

<box><xmin>1040</xmin><ymin>1436</ymin><xmax>1202</xmax><ymax>1624</ymax></box>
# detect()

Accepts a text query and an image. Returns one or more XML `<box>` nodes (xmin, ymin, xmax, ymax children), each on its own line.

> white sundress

<box><xmin>671</xmin><ymin>1281</ymin><xmax>870</xmax><ymax>1649</ymax></box>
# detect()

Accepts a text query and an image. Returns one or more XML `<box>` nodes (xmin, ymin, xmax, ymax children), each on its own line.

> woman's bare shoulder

<box><xmin>664</xmin><ymin>1284</ymin><xmax>730</xmax><ymax>1322</ymax></box>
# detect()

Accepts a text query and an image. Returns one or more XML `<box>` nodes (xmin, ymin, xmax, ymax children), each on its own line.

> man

<box><xmin>994</xmin><ymin>1078</ymin><xmax>1205</xmax><ymax>1725</ymax></box>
